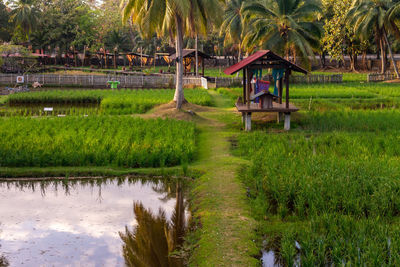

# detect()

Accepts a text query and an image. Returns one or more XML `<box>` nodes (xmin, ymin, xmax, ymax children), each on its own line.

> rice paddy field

<box><xmin>0</xmin><ymin>88</ymin><xmax>210</xmax><ymax>168</ymax></box>
<box><xmin>231</xmin><ymin>80</ymin><xmax>400</xmax><ymax>265</ymax></box>
<box><xmin>0</xmin><ymin>116</ymin><xmax>195</xmax><ymax>167</ymax></box>
<box><xmin>4</xmin><ymin>88</ymin><xmax>213</xmax><ymax>115</ymax></box>
<box><xmin>2</xmin><ymin>74</ymin><xmax>400</xmax><ymax>265</ymax></box>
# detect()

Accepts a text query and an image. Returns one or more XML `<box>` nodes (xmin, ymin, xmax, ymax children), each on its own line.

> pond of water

<box><xmin>0</xmin><ymin>177</ymin><xmax>189</xmax><ymax>267</ymax></box>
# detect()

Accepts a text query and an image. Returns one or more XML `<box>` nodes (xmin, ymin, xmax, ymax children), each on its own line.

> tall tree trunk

<box><xmin>74</xmin><ymin>46</ymin><xmax>77</xmax><ymax>67</ymax></box>
<box><xmin>195</xmin><ymin>34</ymin><xmax>198</xmax><ymax>76</ymax></box>
<box><xmin>114</xmin><ymin>50</ymin><xmax>117</xmax><ymax>69</ymax></box>
<box><xmin>174</xmin><ymin>15</ymin><xmax>184</xmax><ymax>109</ymax></box>
<box><xmin>362</xmin><ymin>50</ymin><xmax>367</xmax><ymax>70</ymax></box>
<box><xmin>82</xmin><ymin>46</ymin><xmax>86</xmax><ymax>67</ymax></box>
<box><xmin>375</xmin><ymin>33</ymin><xmax>380</xmax><ymax>60</ymax></box>
<box><xmin>380</xmin><ymin>36</ymin><xmax>386</xmax><ymax>74</ymax></box>
<box><xmin>383</xmin><ymin>28</ymin><xmax>400</xmax><ymax>79</ymax></box>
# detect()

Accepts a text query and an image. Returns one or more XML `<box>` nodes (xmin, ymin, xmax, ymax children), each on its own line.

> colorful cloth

<box><xmin>272</xmin><ymin>68</ymin><xmax>285</xmax><ymax>96</ymax></box>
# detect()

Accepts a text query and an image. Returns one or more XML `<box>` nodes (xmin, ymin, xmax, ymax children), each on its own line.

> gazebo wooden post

<box><xmin>241</xmin><ymin>68</ymin><xmax>246</xmax><ymax>127</ymax></box>
<box><xmin>285</xmin><ymin>69</ymin><xmax>291</xmax><ymax>108</ymax></box>
<box><xmin>245</xmin><ymin>67</ymin><xmax>252</xmax><ymax>131</ymax></box>
<box><xmin>242</xmin><ymin>69</ymin><xmax>246</xmax><ymax>104</ymax></box>
<box><xmin>246</xmin><ymin>67</ymin><xmax>250</xmax><ymax>108</ymax></box>
<box><xmin>284</xmin><ymin>69</ymin><xmax>292</xmax><ymax>130</ymax></box>
<box><xmin>202</xmin><ymin>57</ymin><xmax>205</xmax><ymax>76</ymax></box>
<box><xmin>277</xmin><ymin>71</ymin><xmax>284</xmax><ymax>123</ymax></box>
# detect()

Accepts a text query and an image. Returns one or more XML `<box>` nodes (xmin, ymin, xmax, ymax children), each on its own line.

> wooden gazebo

<box><xmin>125</xmin><ymin>52</ymin><xmax>154</xmax><ymax>69</ymax></box>
<box><xmin>224</xmin><ymin>50</ymin><xmax>307</xmax><ymax>131</ymax></box>
<box><xmin>169</xmin><ymin>49</ymin><xmax>212</xmax><ymax>76</ymax></box>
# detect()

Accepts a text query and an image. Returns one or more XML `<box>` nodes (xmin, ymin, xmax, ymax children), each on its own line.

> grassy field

<box><xmin>216</xmin><ymin>82</ymin><xmax>400</xmax><ymax>109</ymax></box>
<box><xmin>233</xmin><ymin>83</ymin><xmax>400</xmax><ymax>264</ymax></box>
<box><xmin>4</xmin><ymin>88</ymin><xmax>213</xmax><ymax>115</ymax></box>
<box><xmin>0</xmin><ymin>116</ymin><xmax>195</xmax><ymax>167</ymax></box>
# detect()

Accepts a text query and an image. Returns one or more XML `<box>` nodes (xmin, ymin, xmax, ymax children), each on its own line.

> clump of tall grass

<box><xmin>0</xmin><ymin>116</ymin><xmax>196</xmax><ymax>167</ymax></box>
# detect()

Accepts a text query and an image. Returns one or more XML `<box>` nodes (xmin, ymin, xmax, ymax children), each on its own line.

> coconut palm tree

<box><xmin>388</xmin><ymin>1</ymin><xmax>400</xmax><ymax>39</ymax></box>
<box><xmin>347</xmin><ymin>0</ymin><xmax>400</xmax><ymax>78</ymax></box>
<box><xmin>10</xmin><ymin>0</ymin><xmax>39</xmax><ymax>41</ymax></box>
<box><xmin>122</xmin><ymin>0</ymin><xmax>224</xmax><ymax>109</ymax></box>
<box><xmin>220</xmin><ymin>0</ymin><xmax>246</xmax><ymax>62</ymax></box>
<box><xmin>242</xmin><ymin>0</ymin><xmax>322</xmax><ymax>68</ymax></box>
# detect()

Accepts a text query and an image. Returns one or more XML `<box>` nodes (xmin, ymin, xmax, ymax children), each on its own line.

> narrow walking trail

<box><xmin>189</xmin><ymin>91</ymin><xmax>259</xmax><ymax>266</ymax></box>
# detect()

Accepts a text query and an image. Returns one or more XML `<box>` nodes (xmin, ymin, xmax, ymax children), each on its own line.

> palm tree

<box><xmin>119</xmin><ymin>182</ymin><xmax>187</xmax><ymax>267</ymax></box>
<box><xmin>122</xmin><ymin>0</ymin><xmax>224</xmax><ymax>109</ymax></box>
<box><xmin>10</xmin><ymin>0</ymin><xmax>39</xmax><ymax>41</ymax></box>
<box><xmin>388</xmin><ymin>1</ymin><xmax>400</xmax><ymax>39</ymax></box>
<box><xmin>347</xmin><ymin>0</ymin><xmax>400</xmax><ymax>78</ymax></box>
<box><xmin>220</xmin><ymin>0</ymin><xmax>246</xmax><ymax>62</ymax></box>
<box><xmin>242</xmin><ymin>0</ymin><xmax>322</xmax><ymax>68</ymax></box>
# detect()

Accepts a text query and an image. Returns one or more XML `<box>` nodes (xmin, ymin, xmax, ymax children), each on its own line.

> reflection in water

<box><xmin>0</xmin><ymin>177</ymin><xmax>189</xmax><ymax>266</ymax></box>
<box><xmin>0</xmin><ymin>255</ymin><xmax>8</xmax><ymax>267</ymax></box>
<box><xmin>261</xmin><ymin>236</ymin><xmax>301</xmax><ymax>267</ymax></box>
<box><xmin>0</xmin><ymin>254</ymin><xmax>8</xmax><ymax>267</ymax></box>
<box><xmin>120</xmin><ymin>183</ymin><xmax>187</xmax><ymax>267</ymax></box>
<box><xmin>0</xmin><ymin>224</ymin><xmax>9</xmax><ymax>267</ymax></box>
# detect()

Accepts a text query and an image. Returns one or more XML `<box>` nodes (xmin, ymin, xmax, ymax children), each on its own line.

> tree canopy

<box><xmin>1</xmin><ymin>0</ymin><xmax>400</xmax><ymax>75</ymax></box>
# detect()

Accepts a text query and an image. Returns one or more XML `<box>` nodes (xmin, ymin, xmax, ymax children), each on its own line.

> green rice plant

<box><xmin>217</xmin><ymin>83</ymin><xmax>379</xmax><ymax>107</ymax></box>
<box><xmin>0</xmin><ymin>116</ymin><xmax>196</xmax><ymax>167</ymax></box>
<box><xmin>237</xmin><ymin>100</ymin><xmax>400</xmax><ymax>264</ymax></box>
<box><xmin>6</xmin><ymin>88</ymin><xmax>213</xmax><ymax>115</ymax></box>
<box><xmin>275</xmin><ymin>214</ymin><xmax>400</xmax><ymax>266</ymax></box>
<box><xmin>350</xmin><ymin>82</ymin><xmax>400</xmax><ymax>97</ymax></box>
<box><xmin>236</xmin><ymin>131</ymin><xmax>400</xmax><ymax>218</ymax></box>
<box><xmin>288</xmin><ymin>83</ymin><xmax>376</xmax><ymax>99</ymax></box>
<box><xmin>7</xmin><ymin>90</ymin><xmax>103</xmax><ymax>105</ymax></box>
<box><xmin>300</xmin><ymin>110</ymin><xmax>400</xmax><ymax>132</ymax></box>
<box><xmin>293</xmin><ymin>97</ymin><xmax>400</xmax><ymax>111</ymax></box>
<box><xmin>217</xmin><ymin>87</ymin><xmax>242</xmax><ymax>100</ymax></box>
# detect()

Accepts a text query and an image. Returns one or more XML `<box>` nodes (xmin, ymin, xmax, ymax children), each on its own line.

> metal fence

<box><xmin>0</xmin><ymin>73</ymin><xmax>343</xmax><ymax>90</ymax></box>
<box><xmin>207</xmin><ymin>74</ymin><xmax>343</xmax><ymax>88</ymax></box>
<box><xmin>0</xmin><ymin>73</ymin><xmax>203</xmax><ymax>88</ymax></box>
<box><xmin>367</xmin><ymin>73</ymin><xmax>396</xmax><ymax>82</ymax></box>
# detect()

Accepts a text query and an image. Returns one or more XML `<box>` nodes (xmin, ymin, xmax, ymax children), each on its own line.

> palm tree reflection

<box><xmin>120</xmin><ymin>182</ymin><xmax>187</xmax><ymax>267</ymax></box>
<box><xmin>0</xmin><ymin>254</ymin><xmax>8</xmax><ymax>267</ymax></box>
<box><xmin>0</xmin><ymin>223</ymin><xmax>9</xmax><ymax>267</ymax></box>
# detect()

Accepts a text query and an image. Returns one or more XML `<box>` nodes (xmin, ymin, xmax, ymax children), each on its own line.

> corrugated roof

<box><xmin>126</xmin><ymin>52</ymin><xmax>153</xmax><ymax>58</ymax></box>
<box><xmin>169</xmin><ymin>49</ymin><xmax>212</xmax><ymax>60</ymax></box>
<box><xmin>224</xmin><ymin>50</ymin><xmax>307</xmax><ymax>75</ymax></box>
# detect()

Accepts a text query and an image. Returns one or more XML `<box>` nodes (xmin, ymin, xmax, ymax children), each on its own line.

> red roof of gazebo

<box><xmin>224</xmin><ymin>50</ymin><xmax>307</xmax><ymax>75</ymax></box>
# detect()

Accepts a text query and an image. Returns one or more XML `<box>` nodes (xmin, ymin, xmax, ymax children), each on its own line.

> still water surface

<box><xmin>0</xmin><ymin>177</ymin><xmax>188</xmax><ymax>266</ymax></box>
